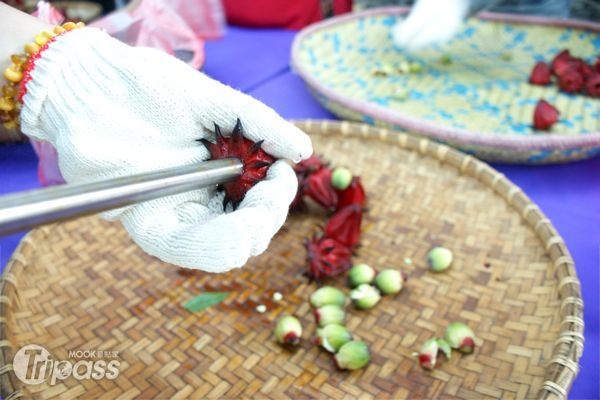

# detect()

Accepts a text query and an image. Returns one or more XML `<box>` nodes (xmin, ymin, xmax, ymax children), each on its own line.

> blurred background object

<box><xmin>353</xmin><ymin>0</ymin><xmax>599</xmax><ymax>21</ymax></box>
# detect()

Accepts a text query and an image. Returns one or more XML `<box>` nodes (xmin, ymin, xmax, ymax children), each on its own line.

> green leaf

<box><xmin>183</xmin><ymin>292</ymin><xmax>230</xmax><ymax>312</ymax></box>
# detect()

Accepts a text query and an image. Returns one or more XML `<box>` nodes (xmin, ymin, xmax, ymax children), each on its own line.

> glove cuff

<box><xmin>20</xmin><ymin>27</ymin><xmax>127</xmax><ymax>141</ymax></box>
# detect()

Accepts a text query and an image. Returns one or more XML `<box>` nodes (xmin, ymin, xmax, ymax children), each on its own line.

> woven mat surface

<box><xmin>0</xmin><ymin>121</ymin><xmax>582</xmax><ymax>399</ymax></box>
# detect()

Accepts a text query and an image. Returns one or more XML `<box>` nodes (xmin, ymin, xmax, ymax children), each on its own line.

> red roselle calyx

<box><xmin>336</xmin><ymin>177</ymin><xmax>366</xmax><ymax>210</ymax></box>
<box><xmin>585</xmin><ymin>73</ymin><xmax>600</xmax><ymax>97</ymax></box>
<box><xmin>557</xmin><ymin>66</ymin><xmax>584</xmax><ymax>93</ymax></box>
<box><xmin>529</xmin><ymin>61</ymin><xmax>552</xmax><ymax>85</ymax></box>
<box><xmin>306</xmin><ymin>235</ymin><xmax>352</xmax><ymax>281</ymax></box>
<box><xmin>551</xmin><ymin>49</ymin><xmax>576</xmax><ymax>76</ymax></box>
<box><xmin>324</xmin><ymin>204</ymin><xmax>363</xmax><ymax>249</ymax></box>
<box><xmin>533</xmin><ymin>99</ymin><xmax>559</xmax><ymax>130</ymax></box>
<box><xmin>294</xmin><ymin>154</ymin><xmax>327</xmax><ymax>177</ymax></box>
<box><xmin>199</xmin><ymin>119</ymin><xmax>275</xmax><ymax>209</ymax></box>
<box><xmin>291</xmin><ymin>155</ymin><xmax>329</xmax><ymax>210</ymax></box>
<box><xmin>303</xmin><ymin>167</ymin><xmax>339</xmax><ymax>211</ymax></box>
<box><xmin>531</xmin><ymin>49</ymin><xmax>599</xmax><ymax>100</ymax></box>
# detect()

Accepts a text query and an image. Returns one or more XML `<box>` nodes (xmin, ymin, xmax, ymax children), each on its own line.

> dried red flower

<box><xmin>557</xmin><ymin>66</ymin><xmax>585</xmax><ymax>93</ymax></box>
<box><xmin>303</xmin><ymin>167</ymin><xmax>338</xmax><ymax>211</ymax></box>
<box><xmin>585</xmin><ymin>73</ymin><xmax>600</xmax><ymax>98</ymax></box>
<box><xmin>529</xmin><ymin>61</ymin><xmax>552</xmax><ymax>85</ymax></box>
<box><xmin>294</xmin><ymin>154</ymin><xmax>327</xmax><ymax>177</ymax></box>
<box><xmin>533</xmin><ymin>99</ymin><xmax>559</xmax><ymax>130</ymax></box>
<box><xmin>199</xmin><ymin>119</ymin><xmax>275</xmax><ymax>209</ymax></box>
<box><xmin>551</xmin><ymin>49</ymin><xmax>576</xmax><ymax>76</ymax></box>
<box><xmin>336</xmin><ymin>177</ymin><xmax>366</xmax><ymax>210</ymax></box>
<box><xmin>324</xmin><ymin>205</ymin><xmax>363</xmax><ymax>249</ymax></box>
<box><xmin>306</xmin><ymin>235</ymin><xmax>353</xmax><ymax>280</ymax></box>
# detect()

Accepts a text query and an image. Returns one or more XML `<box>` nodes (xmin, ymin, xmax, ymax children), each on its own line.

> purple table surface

<box><xmin>0</xmin><ymin>26</ymin><xmax>598</xmax><ymax>399</ymax></box>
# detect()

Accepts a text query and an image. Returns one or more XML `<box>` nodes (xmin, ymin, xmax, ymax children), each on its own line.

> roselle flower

<box><xmin>199</xmin><ymin>120</ymin><xmax>275</xmax><ymax>209</ymax></box>
<box><xmin>551</xmin><ymin>49</ymin><xmax>576</xmax><ymax>76</ymax></box>
<box><xmin>336</xmin><ymin>177</ymin><xmax>366</xmax><ymax>210</ymax></box>
<box><xmin>306</xmin><ymin>236</ymin><xmax>353</xmax><ymax>280</ymax></box>
<box><xmin>304</xmin><ymin>167</ymin><xmax>338</xmax><ymax>211</ymax></box>
<box><xmin>291</xmin><ymin>155</ymin><xmax>328</xmax><ymax>211</ymax></box>
<box><xmin>533</xmin><ymin>99</ymin><xmax>559</xmax><ymax>130</ymax></box>
<box><xmin>324</xmin><ymin>205</ymin><xmax>363</xmax><ymax>249</ymax></box>
<box><xmin>294</xmin><ymin>154</ymin><xmax>327</xmax><ymax>177</ymax></box>
<box><xmin>585</xmin><ymin>73</ymin><xmax>600</xmax><ymax>98</ymax></box>
<box><xmin>529</xmin><ymin>61</ymin><xmax>552</xmax><ymax>85</ymax></box>
<box><xmin>557</xmin><ymin>66</ymin><xmax>584</xmax><ymax>93</ymax></box>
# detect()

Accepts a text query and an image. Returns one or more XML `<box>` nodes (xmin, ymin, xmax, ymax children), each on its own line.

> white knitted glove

<box><xmin>392</xmin><ymin>0</ymin><xmax>471</xmax><ymax>50</ymax></box>
<box><xmin>20</xmin><ymin>28</ymin><xmax>313</xmax><ymax>272</ymax></box>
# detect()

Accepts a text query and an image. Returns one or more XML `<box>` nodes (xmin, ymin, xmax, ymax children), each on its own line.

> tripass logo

<box><xmin>13</xmin><ymin>344</ymin><xmax>121</xmax><ymax>385</ymax></box>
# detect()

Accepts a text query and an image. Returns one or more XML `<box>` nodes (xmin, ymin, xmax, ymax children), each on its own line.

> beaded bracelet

<box><xmin>0</xmin><ymin>21</ymin><xmax>84</xmax><ymax>130</ymax></box>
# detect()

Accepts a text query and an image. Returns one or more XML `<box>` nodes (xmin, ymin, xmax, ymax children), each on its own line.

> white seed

<box><xmin>404</xmin><ymin>257</ymin><xmax>412</xmax><ymax>265</ymax></box>
<box><xmin>272</xmin><ymin>292</ymin><xmax>283</xmax><ymax>301</ymax></box>
<box><xmin>256</xmin><ymin>304</ymin><xmax>267</xmax><ymax>313</ymax></box>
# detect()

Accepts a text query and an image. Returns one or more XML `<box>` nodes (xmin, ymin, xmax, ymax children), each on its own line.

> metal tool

<box><xmin>0</xmin><ymin>158</ymin><xmax>243</xmax><ymax>236</ymax></box>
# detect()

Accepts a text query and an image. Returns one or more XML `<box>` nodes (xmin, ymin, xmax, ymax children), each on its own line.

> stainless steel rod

<box><xmin>0</xmin><ymin>158</ymin><xmax>243</xmax><ymax>236</ymax></box>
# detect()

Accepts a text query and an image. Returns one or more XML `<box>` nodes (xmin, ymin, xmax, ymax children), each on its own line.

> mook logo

<box><xmin>13</xmin><ymin>344</ymin><xmax>121</xmax><ymax>385</ymax></box>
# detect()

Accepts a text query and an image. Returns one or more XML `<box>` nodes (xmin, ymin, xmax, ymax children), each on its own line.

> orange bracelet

<box><xmin>0</xmin><ymin>21</ymin><xmax>84</xmax><ymax>130</ymax></box>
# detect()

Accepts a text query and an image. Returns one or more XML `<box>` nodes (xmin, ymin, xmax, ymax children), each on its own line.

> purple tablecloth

<box><xmin>1</xmin><ymin>26</ymin><xmax>598</xmax><ymax>399</ymax></box>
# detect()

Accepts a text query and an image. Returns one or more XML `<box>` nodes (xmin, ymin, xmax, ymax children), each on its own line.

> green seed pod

<box><xmin>409</xmin><ymin>61</ymin><xmax>423</xmax><ymax>73</ymax></box>
<box><xmin>439</xmin><ymin>54</ymin><xmax>453</xmax><ymax>65</ymax></box>
<box><xmin>373</xmin><ymin>269</ymin><xmax>403</xmax><ymax>294</ymax></box>
<box><xmin>314</xmin><ymin>305</ymin><xmax>346</xmax><ymax>327</ymax></box>
<box><xmin>274</xmin><ymin>315</ymin><xmax>302</xmax><ymax>346</ymax></box>
<box><xmin>310</xmin><ymin>286</ymin><xmax>346</xmax><ymax>308</ymax></box>
<box><xmin>349</xmin><ymin>284</ymin><xmax>381</xmax><ymax>309</ymax></box>
<box><xmin>392</xmin><ymin>88</ymin><xmax>410</xmax><ymax>101</ymax></box>
<box><xmin>331</xmin><ymin>167</ymin><xmax>353</xmax><ymax>190</ymax></box>
<box><xmin>316</xmin><ymin>324</ymin><xmax>353</xmax><ymax>353</ymax></box>
<box><xmin>427</xmin><ymin>247</ymin><xmax>453</xmax><ymax>272</ymax></box>
<box><xmin>334</xmin><ymin>340</ymin><xmax>371</xmax><ymax>370</ymax></box>
<box><xmin>418</xmin><ymin>338</ymin><xmax>439</xmax><ymax>370</ymax></box>
<box><xmin>348</xmin><ymin>263</ymin><xmax>375</xmax><ymax>288</ymax></box>
<box><xmin>436</xmin><ymin>338</ymin><xmax>452</xmax><ymax>360</ymax></box>
<box><xmin>398</xmin><ymin>60</ymin><xmax>411</xmax><ymax>73</ymax></box>
<box><xmin>445</xmin><ymin>322</ymin><xmax>475</xmax><ymax>354</ymax></box>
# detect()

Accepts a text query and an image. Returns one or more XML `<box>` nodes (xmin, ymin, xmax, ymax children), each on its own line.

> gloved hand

<box><xmin>392</xmin><ymin>0</ymin><xmax>471</xmax><ymax>50</ymax></box>
<box><xmin>20</xmin><ymin>28</ymin><xmax>313</xmax><ymax>272</ymax></box>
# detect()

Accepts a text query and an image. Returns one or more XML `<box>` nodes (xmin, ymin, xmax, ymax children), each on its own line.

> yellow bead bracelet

<box><xmin>1</xmin><ymin>21</ymin><xmax>84</xmax><ymax>130</ymax></box>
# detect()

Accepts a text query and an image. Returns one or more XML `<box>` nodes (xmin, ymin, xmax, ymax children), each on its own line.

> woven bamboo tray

<box><xmin>291</xmin><ymin>7</ymin><xmax>600</xmax><ymax>164</ymax></box>
<box><xmin>0</xmin><ymin>121</ymin><xmax>583</xmax><ymax>399</ymax></box>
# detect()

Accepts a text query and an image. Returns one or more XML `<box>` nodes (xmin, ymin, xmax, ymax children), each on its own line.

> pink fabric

<box><xmin>91</xmin><ymin>0</ymin><xmax>211</xmax><ymax>71</ymax></box>
<box><xmin>169</xmin><ymin>0</ymin><xmax>226</xmax><ymax>39</ymax></box>
<box><xmin>31</xmin><ymin>0</ymin><xmax>65</xmax><ymax>24</ymax></box>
